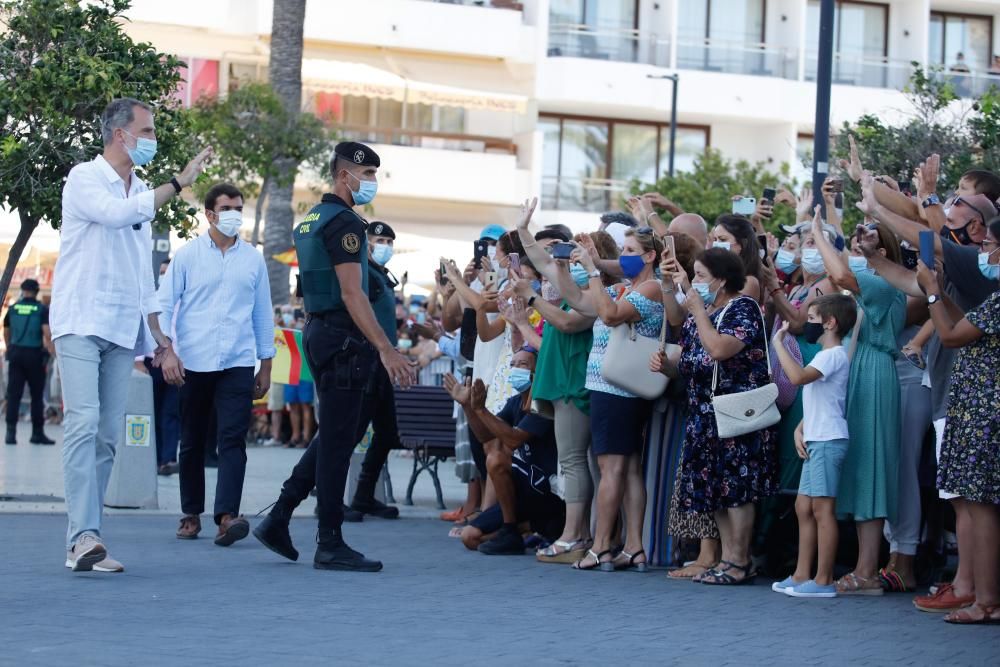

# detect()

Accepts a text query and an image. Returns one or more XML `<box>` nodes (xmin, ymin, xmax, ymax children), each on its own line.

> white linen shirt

<box><xmin>158</xmin><ymin>232</ymin><xmax>276</xmax><ymax>372</ymax></box>
<box><xmin>50</xmin><ymin>155</ymin><xmax>160</xmax><ymax>351</ymax></box>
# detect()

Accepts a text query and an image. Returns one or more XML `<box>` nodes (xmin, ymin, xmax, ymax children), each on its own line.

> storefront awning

<box><xmin>301</xmin><ymin>59</ymin><xmax>527</xmax><ymax>113</ymax></box>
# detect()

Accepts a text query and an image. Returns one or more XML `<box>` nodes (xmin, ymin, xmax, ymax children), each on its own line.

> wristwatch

<box><xmin>921</xmin><ymin>194</ymin><xmax>941</xmax><ymax>209</ymax></box>
<box><xmin>170</xmin><ymin>176</ymin><xmax>183</xmax><ymax>194</ymax></box>
<box><xmin>589</xmin><ymin>270</ymin><xmax>601</xmax><ymax>278</ymax></box>
<box><xmin>927</xmin><ymin>294</ymin><xmax>941</xmax><ymax>305</ymax></box>
<box><xmin>527</xmin><ymin>296</ymin><xmax>536</xmax><ymax>307</ymax></box>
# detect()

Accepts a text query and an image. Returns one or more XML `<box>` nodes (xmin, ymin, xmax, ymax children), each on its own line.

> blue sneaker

<box><xmin>785</xmin><ymin>579</ymin><xmax>837</xmax><ymax>598</ymax></box>
<box><xmin>771</xmin><ymin>576</ymin><xmax>798</xmax><ymax>593</ymax></box>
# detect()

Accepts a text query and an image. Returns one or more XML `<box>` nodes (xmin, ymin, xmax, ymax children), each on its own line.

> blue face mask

<box><xmin>978</xmin><ymin>249</ymin><xmax>1000</xmax><ymax>280</ymax></box>
<box><xmin>848</xmin><ymin>255</ymin><xmax>871</xmax><ymax>273</ymax></box>
<box><xmin>800</xmin><ymin>248</ymin><xmax>825</xmax><ymax>275</ymax></box>
<box><xmin>712</xmin><ymin>241</ymin><xmax>732</xmax><ymax>252</ymax></box>
<box><xmin>348</xmin><ymin>171</ymin><xmax>378</xmax><ymax>205</ymax></box>
<box><xmin>530</xmin><ymin>279</ymin><xmax>542</xmax><ymax>292</ymax></box>
<box><xmin>619</xmin><ymin>254</ymin><xmax>646</xmax><ymax>279</ymax></box>
<box><xmin>509</xmin><ymin>367</ymin><xmax>532</xmax><ymax>393</ymax></box>
<box><xmin>371</xmin><ymin>243</ymin><xmax>393</xmax><ymax>266</ymax></box>
<box><xmin>775</xmin><ymin>248</ymin><xmax>799</xmax><ymax>274</ymax></box>
<box><xmin>691</xmin><ymin>281</ymin><xmax>718</xmax><ymax>306</ymax></box>
<box><xmin>123</xmin><ymin>130</ymin><xmax>157</xmax><ymax>166</ymax></box>
<box><xmin>570</xmin><ymin>263</ymin><xmax>591</xmax><ymax>287</ymax></box>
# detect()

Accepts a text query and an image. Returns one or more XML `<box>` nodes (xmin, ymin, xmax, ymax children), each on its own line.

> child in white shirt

<box><xmin>771</xmin><ymin>294</ymin><xmax>857</xmax><ymax>598</ymax></box>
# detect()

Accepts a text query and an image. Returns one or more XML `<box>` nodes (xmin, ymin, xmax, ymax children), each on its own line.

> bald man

<box><xmin>668</xmin><ymin>213</ymin><xmax>708</xmax><ymax>249</ymax></box>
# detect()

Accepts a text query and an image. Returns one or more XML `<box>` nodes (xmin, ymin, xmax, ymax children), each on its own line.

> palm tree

<box><xmin>263</xmin><ymin>0</ymin><xmax>307</xmax><ymax>305</ymax></box>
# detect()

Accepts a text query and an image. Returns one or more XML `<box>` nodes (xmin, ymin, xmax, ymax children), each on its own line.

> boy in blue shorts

<box><xmin>771</xmin><ymin>294</ymin><xmax>857</xmax><ymax>598</ymax></box>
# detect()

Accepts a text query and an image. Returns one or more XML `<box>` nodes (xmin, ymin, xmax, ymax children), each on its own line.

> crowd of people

<box><xmin>34</xmin><ymin>96</ymin><xmax>999</xmax><ymax>626</ymax></box>
<box><xmin>389</xmin><ymin>138</ymin><xmax>1000</xmax><ymax>626</ymax></box>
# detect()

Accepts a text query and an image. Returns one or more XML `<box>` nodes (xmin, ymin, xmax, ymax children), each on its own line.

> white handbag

<box><xmin>710</xmin><ymin>299</ymin><xmax>780</xmax><ymax>439</ymax></box>
<box><xmin>601</xmin><ymin>291</ymin><xmax>672</xmax><ymax>400</ymax></box>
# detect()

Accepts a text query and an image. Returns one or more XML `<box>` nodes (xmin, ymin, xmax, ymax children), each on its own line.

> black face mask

<box><xmin>802</xmin><ymin>322</ymin><xmax>825</xmax><ymax>344</ymax></box>
<box><xmin>900</xmin><ymin>245</ymin><xmax>919</xmax><ymax>270</ymax></box>
<box><xmin>940</xmin><ymin>220</ymin><xmax>975</xmax><ymax>246</ymax></box>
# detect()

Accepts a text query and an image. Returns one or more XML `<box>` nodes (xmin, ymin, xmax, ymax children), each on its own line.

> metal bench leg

<box><xmin>429</xmin><ymin>456</ymin><xmax>445</xmax><ymax>510</ymax></box>
<box><xmin>382</xmin><ymin>463</ymin><xmax>395</xmax><ymax>504</ymax></box>
<box><xmin>405</xmin><ymin>451</ymin><xmax>420</xmax><ymax>506</ymax></box>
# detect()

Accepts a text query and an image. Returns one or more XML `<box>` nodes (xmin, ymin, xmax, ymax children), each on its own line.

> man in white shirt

<box><xmin>52</xmin><ymin>97</ymin><xmax>211</xmax><ymax>573</ymax></box>
<box><xmin>160</xmin><ymin>182</ymin><xmax>275</xmax><ymax>545</ymax></box>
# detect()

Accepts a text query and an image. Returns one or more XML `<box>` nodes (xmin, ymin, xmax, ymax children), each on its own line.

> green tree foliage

<box><xmin>190</xmin><ymin>82</ymin><xmax>331</xmax><ymax>246</ymax></box>
<box><xmin>832</xmin><ymin>65</ymin><xmax>1000</xmax><ymax>228</ymax></box>
<box><xmin>0</xmin><ymin>0</ymin><xmax>199</xmax><ymax>303</ymax></box>
<box><xmin>631</xmin><ymin>149</ymin><xmax>798</xmax><ymax>233</ymax></box>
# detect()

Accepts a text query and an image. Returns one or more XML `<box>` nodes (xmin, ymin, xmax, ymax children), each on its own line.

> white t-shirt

<box><xmin>802</xmin><ymin>345</ymin><xmax>850</xmax><ymax>442</ymax></box>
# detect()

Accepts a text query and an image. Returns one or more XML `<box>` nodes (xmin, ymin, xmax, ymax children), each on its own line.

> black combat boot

<box><xmin>253</xmin><ymin>503</ymin><xmax>298</xmax><ymax>561</ymax></box>
<box><xmin>5</xmin><ymin>423</ymin><xmax>16</xmax><ymax>445</ymax></box>
<box><xmin>350</xmin><ymin>470</ymin><xmax>399</xmax><ymax>519</ymax></box>
<box><xmin>313</xmin><ymin>529</ymin><xmax>382</xmax><ymax>572</ymax></box>
<box><xmin>29</xmin><ymin>428</ymin><xmax>55</xmax><ymax>445</ymax></box>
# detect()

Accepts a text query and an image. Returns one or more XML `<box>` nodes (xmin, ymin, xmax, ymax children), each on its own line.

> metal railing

<box><xmin>675</xmin><ymin>38</ymin><xmax>798</xmax><ymax>80</ymax></box>
<box><xmin>547</xmin><ymin>24</ymin><xmax>669</xmax><ymax>67</ymax></box>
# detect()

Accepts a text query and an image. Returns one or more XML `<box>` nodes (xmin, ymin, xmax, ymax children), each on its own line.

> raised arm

<box><xmin>772</xmin><ymin>322</ymin><xmax>823</xmax><ymax>385</ymax></box>
<box><xmin>917</xmin><ymin>261</ymin><xmax>985</xmax><ymax>348</ymax></box>
<box><xmin>811</xmin><ymin>204</ymin><xmax>858</xmax><ymax>294</ymax></box>
<box><xmin>510</xmin><ymin>277</ymin><xmax>594</xmax><ymax>334</ymax></box>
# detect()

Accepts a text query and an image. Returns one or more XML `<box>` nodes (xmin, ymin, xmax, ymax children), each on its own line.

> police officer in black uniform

<box><xmin>253</xmin><ymin>142</ymin><xmax>415</xmax><ymax>572</ymax></box>
<box><xmin>4</xmin><ymin>279</ymin><xmax>56</xmax><ymax>446</ymax></box>
<box><xmin>344</xmin><ymin>220</ymin><xmax>404</xmax><ymax>521</ymax></box>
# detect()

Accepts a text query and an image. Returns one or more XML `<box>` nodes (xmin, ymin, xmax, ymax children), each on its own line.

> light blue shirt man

<box><xmin>158</xmin><ymin>232</ymin><xmax>275</xmax><ymax>372</ymax></box>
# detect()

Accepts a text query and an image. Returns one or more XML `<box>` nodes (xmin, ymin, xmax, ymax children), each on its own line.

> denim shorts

<box><xmin>798</xmin><ymin>439</ymin><xmax>848</xmax><ymax>498</ymax></box>
<box><xmin>283</xmin><ymin>381</ymin><xmax>315</xmax><ymax>405</ymax></box>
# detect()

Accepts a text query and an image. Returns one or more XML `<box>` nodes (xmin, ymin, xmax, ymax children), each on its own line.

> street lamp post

<box><xmin>647</xmin><ymin>73</ymin><xmax>680</xmax><ymax>177</ymax></box>
<box><xmin>812</xmin><ymin>0</ymin><xmax>835</xmax><ymax>211</ymax></box>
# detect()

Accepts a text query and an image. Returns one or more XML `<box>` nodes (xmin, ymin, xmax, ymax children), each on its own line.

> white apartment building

<box><xmin>118</xmin><ymin>0</ymin><xmax>1000</xmax><ymax>284</ymax></box>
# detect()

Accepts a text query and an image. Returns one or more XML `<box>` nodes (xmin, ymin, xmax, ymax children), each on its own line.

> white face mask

<box><xmin>215</xmin><ymin>209</ymin><xmax>243</xmax><ymax>238</ymax></box>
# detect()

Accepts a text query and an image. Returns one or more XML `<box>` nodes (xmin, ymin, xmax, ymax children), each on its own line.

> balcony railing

<box><xmin>542</xmin><ymin>175</ymin><xmax>628</xmax><ymax>213</ymax></box>
<box><xmin>804</xmin><ymin>52</ymin><xmax>912</xmax><ymax>90</ymax></box>
<box><xmin>547</xmin><ymin>24</ymin><xmax>669</xmax><ymax>67</ymax></box>
<box><xmin>420</xmin><ymin>0</ymin><xmax>522</xmax><ymax>9</ymax></box>
<box><xmin>338</xmin><ymin>125</ymin><xmax>516</xmax><ymax>155</ymax></box>
<box><xmin>929</xmin><ymin>69</ymin><xmax>1000</xmax><ymax>98</ymax></box>
<box><xmin>676</xmin><ymin>38</ymin><xmax>798</xmax><ymax>80</ymax></box>
<box><xmin>547</xmin><ymin>27</ymin><xmax>1000</xmax><ymax>96</ymax></box>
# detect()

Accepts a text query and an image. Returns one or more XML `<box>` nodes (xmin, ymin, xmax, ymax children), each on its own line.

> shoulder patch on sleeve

<box><xmin>342</xmin><ymin>232</ymin><xmax>361</xmax><ymax>254</ymax></box>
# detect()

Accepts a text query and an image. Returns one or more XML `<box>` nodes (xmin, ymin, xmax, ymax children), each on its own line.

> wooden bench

<box><xmin>393</xmin><ymin>385</ymin><xmax>457</xmax><ymax>510</ymax></box>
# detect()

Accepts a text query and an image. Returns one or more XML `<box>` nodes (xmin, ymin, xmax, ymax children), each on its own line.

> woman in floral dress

<box><xmin>660</xmin><ymin>247</ymin><xmax>779</xmax><ymax>585</ymax></box>
<box><xmin>917</xmin><ymin>253</ymin><xmax>1000</xmax><ymax>625</ymax></box>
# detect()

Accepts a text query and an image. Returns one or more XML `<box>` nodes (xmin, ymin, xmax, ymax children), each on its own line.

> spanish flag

<box><xmin>270</xmin><ymin>327</ymin><xmax>314</xmax><ymax>385</ymax></box>
<box><xmin>272</xmin><ymin>248</ymin><xmax>298</xmax><ymax>266</ymax></box>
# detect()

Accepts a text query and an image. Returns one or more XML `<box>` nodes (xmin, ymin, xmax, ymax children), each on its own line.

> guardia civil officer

<box><xmin>345</xmin><ymin>220</ymin><xmax>404</xmax><ymax>520</ymax></box>
<box><xmin>253</xmin><ymin>142</ymin><xmax>415</xmax><ymax>572</ymax></box>
<box><xmin>4</xmin><ymin>279</ymin><xmax>56</xmax><ymax>445</ymax></box>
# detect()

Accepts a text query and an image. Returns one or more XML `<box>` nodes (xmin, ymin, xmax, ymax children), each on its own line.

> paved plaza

<box><xmin>2</xmin><ymin>424</ymin><xmax>997</xmax><ymax>666</ymax></box>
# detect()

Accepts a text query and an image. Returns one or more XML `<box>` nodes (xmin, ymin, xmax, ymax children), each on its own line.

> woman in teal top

<box><xmin>813</xmin><ymin>214</ymin><xmax>906</xmax><ymax>595</ymax></box>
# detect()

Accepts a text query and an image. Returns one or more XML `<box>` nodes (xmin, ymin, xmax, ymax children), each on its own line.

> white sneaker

<box><xmin>64</xmin><ymin>551</ymin><xmax>124</xmax><ymax>573</ymax></box>
<box><xmin>67</xmin><ymin>533</ymin><xmax>106</xmax><ymax>572</ymax></box>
